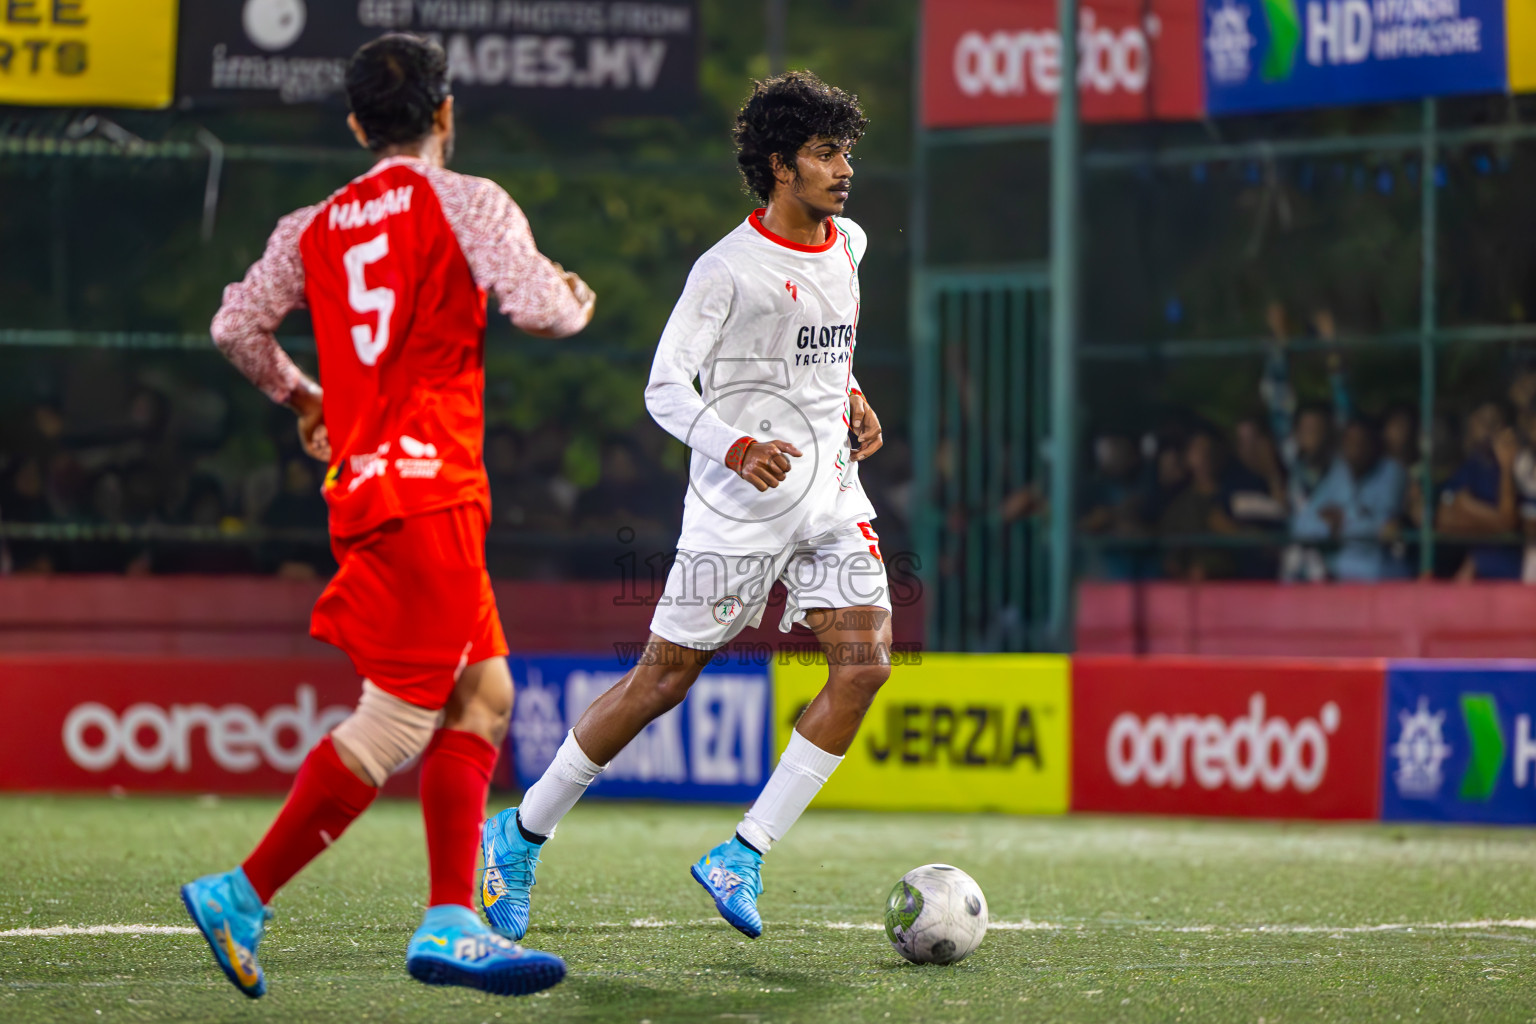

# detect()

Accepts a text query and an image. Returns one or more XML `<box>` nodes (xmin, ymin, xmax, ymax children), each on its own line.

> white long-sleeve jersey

<box><xmin>645</xmin><ymin>209</ymin><xmax>875</xmax><ymax>555</ymax></box>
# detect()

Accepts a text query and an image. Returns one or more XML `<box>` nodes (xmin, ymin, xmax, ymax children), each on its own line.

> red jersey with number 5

<box><xmin>300</xmin><ymin>162</ymin><xmax>489</xmax><ymax>537</ymax></box>
<box><xmin>209</xmin><ymin>156</ymin><xmax>591</xmax><ymax>539</ymax></box>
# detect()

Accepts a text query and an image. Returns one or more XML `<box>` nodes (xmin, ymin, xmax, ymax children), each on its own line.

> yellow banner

<box><xmin>1511</xmin><ymin>0</ymin><xmax>1536</xmax><ymax>93</ymax></box>
<box><xmin>0</xmin><ymin>0</ymin><xmax>178</xmax><ymax>109</ymax></box>
<box><xmin>772</xmin><ymin>654</ymin><xmax>1070</xmax><ymax>814</ymax></box>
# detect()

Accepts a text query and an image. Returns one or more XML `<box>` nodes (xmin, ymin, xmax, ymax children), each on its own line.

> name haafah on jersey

<box><xmin>328</xmin><ymin>185</ymin><xmax>416</xmax><ymax>231</ymax></box>
<box><xmin>794</xmin><ymin>322</ymin><xmax>855</xmax><ymax>366</ymax></box>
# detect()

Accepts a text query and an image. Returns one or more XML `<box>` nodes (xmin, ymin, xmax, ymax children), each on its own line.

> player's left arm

<box><xmin>840</xmin><ymin>220</ymin><xmax>881</xmax><ymax>461</ymax></box>
<box><xmin>446</xmin><ymin>176</ymin><xmax>594</xmax><ymax>338</ymax></box>
<box><xmin>848</xmin><ymin>379</ymin><xmax>883</xmax><ymax>461</ymax></box>
<box><xmin>210</xmin><ymin>207</ymin><xmax>329</xmax><ymax>461</ymax></box>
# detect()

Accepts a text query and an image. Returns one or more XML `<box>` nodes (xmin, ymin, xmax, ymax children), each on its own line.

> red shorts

<box><xmin>311</xmin><ymin>503</ymin><xmax>508</xmax><ymax>710</ymax></box>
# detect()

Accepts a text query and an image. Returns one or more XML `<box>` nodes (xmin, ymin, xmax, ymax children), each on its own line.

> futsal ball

<box><xmin>883</xmin><ymin>863</ymin><xmax>989</xmax><ymax>965</ymax></box>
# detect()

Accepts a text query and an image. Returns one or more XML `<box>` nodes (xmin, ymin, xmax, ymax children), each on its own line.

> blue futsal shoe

<box><xmin>406</xmin><ymin>904</ymin><xmax>566</xmax><ymax>996</ymax></box>
<box><xmin>479</xmin><ymin>807</ymin><xmax>542</xmax><ymax>940</ymax></box>
<box><xmin>691</xmin><ymin>837</ymin><xmax>764</xmax><ymax>939</ymax></box>
<box><xmin>179</xmin><ymin>866</ymin><xmax>271</xmax><ymax>999</ymax></box>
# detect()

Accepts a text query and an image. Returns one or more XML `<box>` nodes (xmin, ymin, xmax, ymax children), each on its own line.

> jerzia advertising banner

<box><xmin>1072</xmin><ymin>656</ymin><xmax>1385</xmax><ymax>819</ymax></box>
<box><xmin>177</xmin><ymin>0</ymin><xmax>697</xmax><ymax>112</ymax></box>
<box><xmin>0</xmin><ymin>0</ymin><xmax>179</xmax><ymax>108</ymax></box>
<box><xmin>1202</xmin><ymin>0</ymin><xmax>1507</xmax><ymax>113</ymax></box>
<box><xmin>1383</xmin><ymin>662</ymin><xmax>1536</xmax><ymax>824</ymax></box>
<box><xmin>775</xmin><ymin>654</ymin><xmax>1071</xmax><ymax>814</ymax></box>
<box><xmin>508</xmin><ymin>654</ymin><xmax>772</xmax><ymax>804</ymax></box>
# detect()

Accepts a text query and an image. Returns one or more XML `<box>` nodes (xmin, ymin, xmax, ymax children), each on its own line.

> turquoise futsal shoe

<box><xmin>406</xmin><ymin>904</ymin><xmax>566</xmax><ymax>996</ymax></box>
<box><xmin>179</xmin><ymin>866</ymin><xmax>271</xmax><ymax>999</ymax></box>
<box><xmin>479</xmin><ymin>807</ymin><xmax>541</xmax><ymax>940</ymax></box>
<box><xmin>690</xmin><ymin>837</ymin><xmax>764</xmax><ymax>938</ymax></box>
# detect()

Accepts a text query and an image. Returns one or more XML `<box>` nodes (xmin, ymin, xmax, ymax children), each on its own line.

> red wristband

<box><xmin>849</xmin><ymin>387</ymin><xmax>863</xmax><ymax>398</ymax></box>
<box><xmin>724</xmin><ymin>436</ymin><xmax>754</xmax><ymax>474</ymax></box>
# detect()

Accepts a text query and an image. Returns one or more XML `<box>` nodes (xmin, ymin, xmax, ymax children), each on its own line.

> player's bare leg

<box><xmin>790</xmin><ymin>605</ymin><xmax>894</xmax><ymax>755</ymax></box>
<box><xmin>571</xmin><ymin>635</ymin><xmax>716</xmax><ymax>762</ymax></box>
<box><xmin>692</xmin><ymin>605</ymin><xmax>892</xmax><ymax>937</ymax></box>
<box><xmin>479</xmin><ymin>635</ymin><xmax>713</xmax><ymax>938</ymax></box>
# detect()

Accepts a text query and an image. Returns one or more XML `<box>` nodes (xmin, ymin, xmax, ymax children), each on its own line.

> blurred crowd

<box><xmin>1080</xmin><ymin>307</ymin><xmax>1536</xmax><ymax>583</ymax></box>
<box><xmin>0</xmin><ymin>370</ymin><xmax>711</xmax><ymax>579</ymax></box>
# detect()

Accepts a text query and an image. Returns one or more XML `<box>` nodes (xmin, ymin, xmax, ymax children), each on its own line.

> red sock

<box><xmin>242</xmin><ymin>736</ymin><xmax>378</xmax><ymax>903</ymax></box>
<box><xmin>420</xmin><ymin>729</ymin><xmax>499</xmax><ymax>909</ymax></box>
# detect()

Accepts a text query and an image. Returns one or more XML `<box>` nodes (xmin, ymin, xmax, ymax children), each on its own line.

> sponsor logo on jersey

<box><xmin>793</xmin><ymin>323</ymin><xmax>856</xmax><ymax>366</ymax></box>
<box><xmin>394</xmin><ymin>433</ymin><xmax>444</xmax><ymax>479</ymax></box>
<box><xmin>785</xmin><ymin>279</ymin><xmax>799</xmax><ymax>301</ymax></box>
<box><xmin>328</xmin><ymin>184</ymin><xmax>415</xmax><ymax>231</ymax></box>
<box><xmin>1106</xmin><ymin>694</ymin><xmax>1340</xmax><ymax>793</ymax></box>
<box><xmin>347</xmin><ymin>442</ymin><xmax>391</xmax><ymax>492</ymax></box>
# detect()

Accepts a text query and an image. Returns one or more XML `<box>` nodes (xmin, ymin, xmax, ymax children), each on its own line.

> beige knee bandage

<box><xmin>331</xmin><ymin>681</ymin><xmax>443</xmax><ymax>786</ymax></box>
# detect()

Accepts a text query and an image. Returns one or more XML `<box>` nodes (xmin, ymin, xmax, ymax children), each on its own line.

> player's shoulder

<box><xmin>832</xmin><ymin>216</ymin><xmax>867</xmax><ymax>261</ymax></box>
<box><xmin>343</xmin><ymin>158</ymin><xmax>517</xmax><ymax>221</ymax></box>
<box><xmin>688</xmin><ymin>222</ymin><xmax>758</xmax><ymax>282</ymax></box>
<box><xmin>272</xmin><ymin>202</ymin><xmax>324</xmax><ymax>252</ymax></box>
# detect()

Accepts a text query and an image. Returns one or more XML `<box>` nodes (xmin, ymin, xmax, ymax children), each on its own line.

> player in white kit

<box><xmin>479</xmin><ymin>71</ymin><xmax>891</xmax><ymax>940</ymax></box>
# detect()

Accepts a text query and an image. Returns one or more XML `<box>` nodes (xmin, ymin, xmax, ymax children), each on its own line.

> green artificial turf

<box><xmin>2</xmin><ymin>794</ymin><xmax>1535</xmax><ymax>1022</ymax></box>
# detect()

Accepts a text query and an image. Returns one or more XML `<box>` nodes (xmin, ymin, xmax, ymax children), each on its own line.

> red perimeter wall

<box><xmin>4</xmin><ymin>577</ymin><xmax>1530</xmax><ymax>660</ymax></box>
<box><xmin>0</xmin><ymin>576</ymin><xmax>922</xmax><ymax>658</ymax></box>
<box><xmin>1078</xmin><ymin>582</ymin><xmax>1536</xmax><ymax>659</ymax></box>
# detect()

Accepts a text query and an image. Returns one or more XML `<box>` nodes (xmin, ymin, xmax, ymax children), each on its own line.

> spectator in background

<box><xmin>0</xmin><ymin>456</ymin><xmax>57</xmax><ymax>574</ymax></box>
<box><xmin>1382</xmin><ymin>406</ymin><xmax>1418</xmax><ymax>467</ymax></box>
<box><xmin>576</xmin><ymin>439</ymin><xmax>672</xmax><ymax>535</ymax></box>
<box><xmin>260</xmin><ymin>457</ymin><xmax>330</xmax><ymax>580</ymax></box>
<box><xmin>1263</xmin><ymin>305</ymin><xmax>1351</xmax><ymax>581</ymax></box>
<box><xmin>1512</xmin><ymin>407</ymin><xmax>1536</xmax><ymax>582</ymax></box>
<box><xmin>1509</xmin><ymin>365</ymin><xmax>1536</xmax><ymax>418</ymax></box>
<box><xmin>1291</xmin><ymin>418</ymin><xmax>1407</xmax><ymax>581</ymax></box>
<box><xmin>1232</xmin><ymin>417</ymin><xmax>1287</xmax><ymax>510</ymax></box>
<box><xmin>1156</xmin><ymin>429</ymin><xmax>1242</xmax><ymax>581</ymax></box>
<box><xmin>1078</xmin><ymin>431</ymin><xmax>1146</xmax><ymax>580</ymax></box>
<box><xmin>1437</xmin><ymin>399</ymin><xmax>1521</xmax><ymax>579</ymax></box>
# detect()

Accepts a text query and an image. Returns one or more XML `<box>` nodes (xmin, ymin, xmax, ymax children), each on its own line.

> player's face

<box><xmin>789</xmin><ymin>136</ymin><xmax>854</xmax><ymax>216</ymax></box>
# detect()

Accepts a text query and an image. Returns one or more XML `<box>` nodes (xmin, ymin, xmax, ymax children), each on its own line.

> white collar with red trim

<box><xmin>748</xmin><ymin>208</ymin><xmax>840</xmax><ymax>253</ymax></box>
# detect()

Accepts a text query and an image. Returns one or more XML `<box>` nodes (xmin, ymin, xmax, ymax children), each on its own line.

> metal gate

<box><xmin>911</xmin><ymin>267</ymin><xmax>1052</xmax><ymax>652</ymax></box>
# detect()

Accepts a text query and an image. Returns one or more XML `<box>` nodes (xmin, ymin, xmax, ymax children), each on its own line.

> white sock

<box><xmin>517</xmin><ymin>730</ymin><xmax>605</xmax><ymax>837</ymax></box>
<box><xmin>736</xmin><ymin>730</ymin><xmax>843</xmax><ymax>854</ymax></box>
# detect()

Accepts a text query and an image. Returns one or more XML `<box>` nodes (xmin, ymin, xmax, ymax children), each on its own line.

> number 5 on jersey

<box><xmin>344</xmin><ymin>233</ymin><xmax>395</xmax><ymax>366</ymax></box>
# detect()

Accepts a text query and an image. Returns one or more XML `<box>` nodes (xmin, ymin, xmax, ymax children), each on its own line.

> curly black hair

<box><xmin>345</xmin><ymin>34</ymin><xmax>451</xmax><ymax>152</ymax></box>
<box><xmin>733</xmin><ymin>71</ymin><xmax>869</xmax><ymax>204</ymax></box>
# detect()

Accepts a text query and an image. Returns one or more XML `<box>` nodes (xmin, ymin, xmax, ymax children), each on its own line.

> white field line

<box><xmin>7</xmin><ymin>918</ymin><xmax>1536</xmax><ymax>940</ymax></box>
<box><xmin>0</xmin><ymin>924</ymin><xmax>199</xmax><ymax>938</ymax></box>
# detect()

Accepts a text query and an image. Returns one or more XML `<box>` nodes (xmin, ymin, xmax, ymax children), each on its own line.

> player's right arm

<box><xmin>210</xmin><ymin>207</ymin><xmax>329</xmax><ymax>461</ymax></box>
<box><xmin>644</xmin><ymin>255</ymin><xmax>801</xmax><ymax>491</ymax></box>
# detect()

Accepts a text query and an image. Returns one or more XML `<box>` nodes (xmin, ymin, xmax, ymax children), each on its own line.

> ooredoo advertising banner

<box><xmin>774</xmin><ymin>654</ymin><xmax>1072</xmax><ymax>814</ymax></box>
<box><xmin>0</xmin><ymin>657</ymin><xmax>361</xmax><ymax>793</ymax></box>
<box><xmin>1202</xmin><ymin>0</ymin><xmax>1507</xmax><ymax>114</ymax></box>
<box><xmin>509</xmin><ymin>654</ymin><xmax>772</xmax><ymax>804</ymax></box>
<box><xmin>922</xmin><ymin>0</ymin><xmax>1205</xmax><ymax>127</ymax></box>
<box><xmin>1383</xmin><ymin>662</ymin><xmax>1536</xmax><ymax>824</ymax></box>
<box><xmin>0</xmin><ymin>0</ymin><xmax>179</xmax><ymax>109</ymax></box>
<box><xmin>1072</xmin><ymin>656</ymin><xmax>1385</xmax><ymax>819</ymax></box>
<box><xmin>176</xmin><ymin>0</ymin><xmax>697</xmax><ymax>112</ymax></box>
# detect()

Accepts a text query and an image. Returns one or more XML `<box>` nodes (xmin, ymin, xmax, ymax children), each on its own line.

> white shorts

<box><xmin>649</xmin><ymin>519</ymin><xmax>891</xmax><ymax>650</ymax></box>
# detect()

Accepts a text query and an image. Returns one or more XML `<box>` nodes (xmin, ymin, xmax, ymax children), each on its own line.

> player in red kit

<box><xmin>178</xmin><ymin>34</ymin><xmax>594</xmax><ymax>999</ymax></box>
